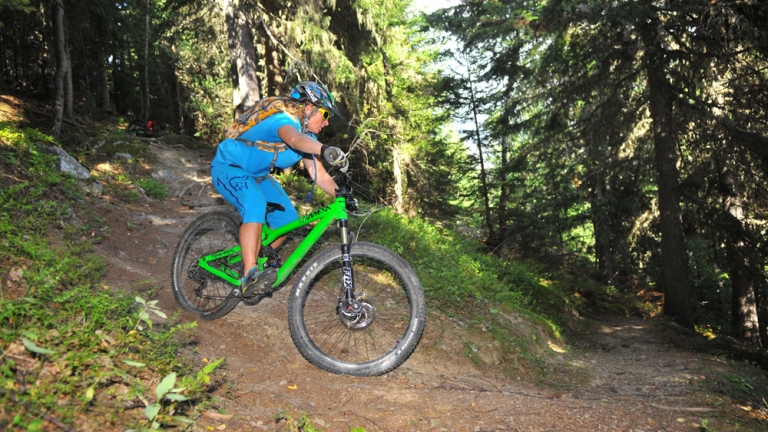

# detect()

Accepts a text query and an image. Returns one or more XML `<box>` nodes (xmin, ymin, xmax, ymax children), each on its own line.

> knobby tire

<box><xmin>170</xmin><ymin>211</ymin><xmax>242</xmax><ymax>320</ymax></box>
<box><xmin>288</xmin><ymin>242</ymin><xmax>426</xmax><ymax>376</ymax></box>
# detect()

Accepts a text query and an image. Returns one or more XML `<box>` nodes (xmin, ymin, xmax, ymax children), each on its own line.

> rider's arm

<box><xmin>304</xmin><ymin>155</ymin><xmax>339</xmax><ymax>196</ymax></box>
<box><xmin>278</xmin><ymin>125</ymin><xmax>323</xmax><ymax>155</ymax></box>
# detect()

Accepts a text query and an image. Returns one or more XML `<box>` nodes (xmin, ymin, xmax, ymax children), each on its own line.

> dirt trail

<box><xmin>92</xmin><ymin>141</ymin><xmax>748</xmax><ymax>431</ymax></box>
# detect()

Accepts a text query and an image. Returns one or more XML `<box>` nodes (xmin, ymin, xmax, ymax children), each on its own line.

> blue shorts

<box><xmin>211</xmin><ymin>164</ymin><xmax>299</xmax><ymax>228</ymax></box>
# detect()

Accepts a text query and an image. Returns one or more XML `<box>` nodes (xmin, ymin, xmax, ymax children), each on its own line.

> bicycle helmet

<box><xmin>289</xmin><ymin>81</ymin><xmax>341</xmax><ymax>119</ymax></box>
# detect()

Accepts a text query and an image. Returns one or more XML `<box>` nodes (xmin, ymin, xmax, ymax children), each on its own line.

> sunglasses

<box><xmin>317</xmin><ymin>108</ymin><xmax>331</xmax><ymax>121</ymax></box>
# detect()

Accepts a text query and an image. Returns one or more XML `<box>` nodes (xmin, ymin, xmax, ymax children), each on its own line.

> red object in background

<box><xmin>147</xmin><ymin>120</ymin><xmax>157</xmax><ymax>135</ymax></box>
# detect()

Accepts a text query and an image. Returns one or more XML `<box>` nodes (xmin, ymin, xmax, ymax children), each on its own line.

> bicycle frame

<box><xmin>196</xmin><ymin>195</ymin><xmax>349</xmax><ymax>288</ymax></box>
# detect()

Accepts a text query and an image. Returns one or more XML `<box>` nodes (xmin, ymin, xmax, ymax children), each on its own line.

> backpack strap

<box><xmin>234</xmin><ymin>138</ymin><xmax>288</xmax><ymax>153</ymax></box>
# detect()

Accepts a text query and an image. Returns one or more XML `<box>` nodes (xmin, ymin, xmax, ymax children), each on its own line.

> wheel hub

<box><xmin>339</xmin><ymin>300</ymin><xmax>375</xmax><ymax>330</ymax></box>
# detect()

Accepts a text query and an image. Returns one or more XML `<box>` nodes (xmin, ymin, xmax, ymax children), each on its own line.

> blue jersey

<box><xmin>211</xmin><ymin>112</ymin><xmax>315</xmax><ymax>176</ymax></box>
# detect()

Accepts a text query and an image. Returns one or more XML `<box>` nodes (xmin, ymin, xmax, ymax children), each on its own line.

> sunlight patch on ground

<box><xmin>94</xmin><ymin>161</ymin><xmax>124</xmax><ymax>174</ymax></box>
<box><xmin>695</xmin><ymin>325</ymin><xmax>718</xmax><ymax>340</ymax></box>
<box><xmin>0</xmin><ymin>95</ymin><xmax>24</xmax><ymax>123</ymax></box>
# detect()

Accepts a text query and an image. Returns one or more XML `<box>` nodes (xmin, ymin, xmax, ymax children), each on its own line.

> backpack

<box><xmin>225</xmin><ymin>97</ymin><xmax>291</xmax><ymax>143</ymax></box>
<box><xmin>225</xmin><ymin>97</ymin><xmax>299</xmax><ymax>176</ymax></box>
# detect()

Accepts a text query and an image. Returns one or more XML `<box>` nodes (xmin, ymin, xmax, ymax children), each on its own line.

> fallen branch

<box><xmin>177</xmin><ymin>183</ymin><xmax>195</xmax><ymax>198</ymax></box>
<box><xmin>203</xmin><ymin>411</ymin><xmax>234</xmax><ymax>421</ymax></box>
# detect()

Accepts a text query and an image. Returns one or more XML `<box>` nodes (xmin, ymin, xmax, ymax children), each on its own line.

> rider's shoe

<box><xmin>241</xmin><ymin>267</ymin><xmax>278</xmax><ymax>298</ymax></box>
<box><xmin>240</xmin><ymin>266</ymin><xmax>261</xmax><ymax>289</ymax></box>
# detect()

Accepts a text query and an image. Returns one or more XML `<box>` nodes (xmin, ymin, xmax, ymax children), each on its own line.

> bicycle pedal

<box><xmin>243</xmin><ymin>291</ymin><xmax>272</xmax><ymax>306</ymax></box>
<box><xmin>242</xmin><ymin>267</ymin><xmax>278</xmax><ymax>298</ymax></box>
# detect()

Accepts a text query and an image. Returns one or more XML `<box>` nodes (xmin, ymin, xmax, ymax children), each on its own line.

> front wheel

<box><xmin>288</xmin><ymin>242</ymin><xmax>425</xmax><ymax>376</ymax></box>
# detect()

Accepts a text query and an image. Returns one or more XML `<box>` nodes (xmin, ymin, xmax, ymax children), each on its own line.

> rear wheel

<box><xmin>288</xmin><ymin>242</ymin><xmax>425</xmax><ymax>376</ymax></box>
<box><xmin>170</xmin><ymin>211</ymin><xmax>242</xmax><ymax>320</ymax></box>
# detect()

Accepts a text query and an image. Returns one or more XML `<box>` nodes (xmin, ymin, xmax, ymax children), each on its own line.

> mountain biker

<box><xmin>210</xmin><ymin>81</ymin><xmax>348</xmax><ymax>292</ymax></box>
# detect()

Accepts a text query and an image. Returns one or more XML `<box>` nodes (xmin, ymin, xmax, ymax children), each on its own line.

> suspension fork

<box><xmin>339</xmin><ymin>219</ymin><xmax>356</xmax><ymax>304</ymax></box>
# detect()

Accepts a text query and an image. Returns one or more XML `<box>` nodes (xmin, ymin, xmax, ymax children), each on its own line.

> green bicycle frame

<box><xmin>197</xmin><ymin>195</ymin><xmax>349</xmax><ymax>288</ymax></box>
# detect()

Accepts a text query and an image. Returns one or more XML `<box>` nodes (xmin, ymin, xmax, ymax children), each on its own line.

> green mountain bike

<box><xmin>170</xmin><ymin>170</ymin><xmax>425</xmax><ymax>376</ymax></box>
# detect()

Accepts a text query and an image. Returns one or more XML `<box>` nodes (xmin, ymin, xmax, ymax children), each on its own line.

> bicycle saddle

<box><xmin>266</xmin><ymin>202</ymin><xmax>285</xmax><ymax>213</ymax></box>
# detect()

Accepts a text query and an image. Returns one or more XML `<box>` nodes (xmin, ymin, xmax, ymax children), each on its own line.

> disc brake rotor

<box><xmin>339</xmin><ymin>301</ymin><xmax>375</xmax><ymax>330</ymax></box>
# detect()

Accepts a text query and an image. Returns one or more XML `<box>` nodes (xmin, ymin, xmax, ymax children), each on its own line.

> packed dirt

<box><xmin>89</xmin><ymin>139</ymin><xmax>766</xmax><ymax>431</ymax></box>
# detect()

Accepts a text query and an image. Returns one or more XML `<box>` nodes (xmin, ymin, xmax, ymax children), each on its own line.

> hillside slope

<box><xmin>86</xmin><ymin>140</ymin><xmax>766</xmax><ymax>431</ymax></box>
<box><xmin>1</xmin><ymin>91</ymin><xmax>764</xmax><ymax>430</ymax></box>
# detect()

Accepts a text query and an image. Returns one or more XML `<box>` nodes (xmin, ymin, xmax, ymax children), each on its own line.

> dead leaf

<box><xmin>204</xmin><ymin>411</ymin><xmax>234</xmax><ymax>421</ymax></box>
<box><xmin>287</xmin><ymin>384</ymin><xmax>297</xmax><ymax>390</ymax></box>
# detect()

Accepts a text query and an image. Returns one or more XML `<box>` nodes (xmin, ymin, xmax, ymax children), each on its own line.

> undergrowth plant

<box><xmin>275</xmin><ymin>408</ymin><xmax>369</xmax><ymax>432</ymax></box>
<box><xmin>358</xmin><ymin>210</ymin><xmax>556</xmax><ymax>315</ymax></box>
<box><xmin>347</xmin><ymin>208</ymin><xmax>635</xmax><ymax>379</ymax></box>
<box><xmin>0</xmin><ymin>124</ymin><xmax>224</xmax><ymax>430</ymax></box>
<box><xmin>135</xmin><ymin>178</ymin><xmax>169</xmax><ymax>200</ymax></box>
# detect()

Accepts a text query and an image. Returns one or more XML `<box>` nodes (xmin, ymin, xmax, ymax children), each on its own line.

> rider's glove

<box><xmin>321</xmin><ymin>145</ymin><xmax>349</xmax><ymax>173</ymax></box>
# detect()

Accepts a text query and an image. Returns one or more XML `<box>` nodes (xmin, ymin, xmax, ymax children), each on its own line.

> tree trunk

<box><xmin>498</xmin><ymin>134</ymin><xmax>509</xmax><ymax>238</ymax></box>
<box><xmin>392</xmin><ymin>140</ymin><xmax>405</xmax><ymax>214</ymax></box>
<box><xmin>1</xmin><ymin>32</ymin><xmax>6</xmax><ymax>81</ymax></box>
<box><xmin>587</xmin><ymin>130</ymin><xmax>614</xmax><ymax>280</ymax></box>
<box><xmin>591</xmin><ymin>172</ymin><xmax>614</xmax><ymax>280</ymax></box>
<box><xmin>12</xmin><ymin>22</ymin><xmax>19</xmax><ymax>82</ymax></box>
<box><xmin>265</xmin><ymin>36</ymin><xmax>282</xmax><ymax>96</ymax></box>
<box><xmin>718</xmin><ymin>156</ymin><xmax>762</xmax><ymax>346</ymax></box>
<box><xmin>639</xmin><ymin>18</ymin><xmax>695</xmax><ymax>329</ymax></box>
<box><xmin>256</xmin><ymin>17</ymin><xmax>283</xmax><ymax>97</ymax></box>
<box><xmin>113</xmin><ymin>54</ymin><xmax>123</xmax><ymax>113</ymax></box>
<box><xmin>100</xmin><ymin>46</ymin><xmax>111</xmax><ymax>111</ymax></box>
<box><xmin>549</xmin><ymin>152</ymin><xmax>565</xmax><ymax>253</ymax></box>
<box><xmin>142</xmin><ymin>0</ymin><xmax>150</xmax><ymax>121</ymax></box>
<box><xmin>175</xmin><ymin>69</ymin><xmax>184</xmax><ymax>132</ymax></box>
<box><xmin>64</xmin><ymin>43</ymin><xmax>73</xmax><ymax>121</ymax></box>
<box><xmin>225</xmin><ymin>0</ymin><xmax>260</xmax><ymax>116</ymax></box>
<box><xmin>383</xmin><ymin>50</ymin><xmax>393</xmax><ymax>102</ymax></box>
<box><xmin>466</xmin><ymin>64</ymin><xmax>494</xmax><ymax>242</ymax></box>
<box><xmin>52</xmin><ymin>0</ymin><xmax>66</xmax><ymax>140</ymax></box>
<box><xmin>407</xmin><ymin>169</ymin><xmax>416</xmax><ymax>218</ymax></box>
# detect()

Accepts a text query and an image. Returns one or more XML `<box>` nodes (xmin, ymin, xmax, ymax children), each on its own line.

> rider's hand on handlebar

<box><xmin>321</xmin><ymin>145</ymin><xmax>349</xmax><ymax>173</ymax></box>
